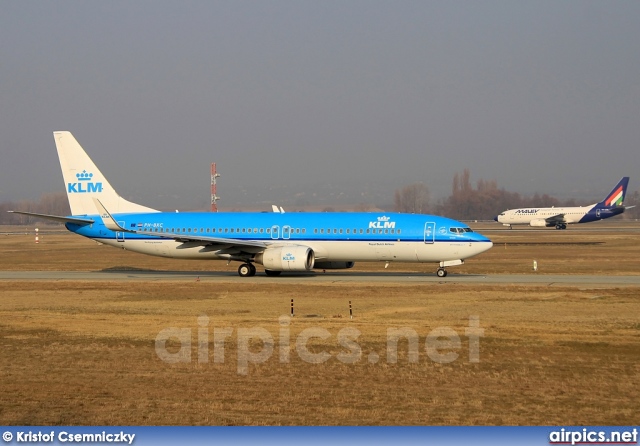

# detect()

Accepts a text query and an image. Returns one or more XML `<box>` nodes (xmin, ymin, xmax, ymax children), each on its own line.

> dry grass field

<box><xmin>1</xmin><ymin>223</ymin><xmax>639</xmax><ymax>425</ymax></box>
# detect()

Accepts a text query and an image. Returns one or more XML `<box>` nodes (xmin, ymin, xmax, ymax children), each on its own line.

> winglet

<box><xmin>92</xmin><ymin>198</ymin><xmax>128</xmax><ymax>232</ymax></box>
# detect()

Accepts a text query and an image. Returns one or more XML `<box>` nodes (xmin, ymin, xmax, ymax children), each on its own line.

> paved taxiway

<box><xmin>1</xmin><ymin>270</ymin><xmax>639</xmax><ymax>286</ymax></box>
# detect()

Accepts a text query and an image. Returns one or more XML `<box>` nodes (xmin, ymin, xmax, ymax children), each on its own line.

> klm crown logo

<box><xmin>76</xmin><ymin>171</ymin><xmax>94</xmax><ymax>181</ymax></box>
<box><xmin>68</xmin><ymin>170</ymin><xmax>103</xmax><ymax>193</ymax></box>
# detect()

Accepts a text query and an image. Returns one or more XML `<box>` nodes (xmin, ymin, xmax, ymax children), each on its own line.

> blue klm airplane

<box><xmin>10</xmin><ymin>132</ymin><xmax>493</xmax><ymax>277</ymax></box>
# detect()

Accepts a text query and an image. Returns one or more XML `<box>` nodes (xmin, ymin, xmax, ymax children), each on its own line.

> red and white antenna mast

<box><xmin>210</xmin><ymin>163</ymin><xmax>220</xmax><ymax>212</ymax></box>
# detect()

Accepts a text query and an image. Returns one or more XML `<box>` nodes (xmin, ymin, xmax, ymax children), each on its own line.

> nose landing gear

<box><xmin>436</xmin><ymin>267</ymin><xmax>448</xmax><ymax>278</ymax></box>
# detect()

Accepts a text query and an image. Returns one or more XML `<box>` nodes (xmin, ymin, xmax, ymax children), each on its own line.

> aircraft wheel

<box><xmin>561</xmin><ymin>224</ymin><xmax>567</xmax><ymax>230</ymax></box>
<box><xmin>555</xmin><ymin>224</ymin><xmax>562</xmax><ymax>230</ymax></box>
<box><xmin>238</xmin><ymin>263</ymin><xmax>253</xmax><ymax>277</ymax></box>
<box><xmin>265</xmin><ymin>269</ymin><xmax>282</xmax><ymax>277</ymax></box>
<box><xmin>436</xmin><ymin>268</ymin><xmax>447</xmax><ymax>278</ymax></box>
<box><xmin>248</xmin><ymin>263</ymin><xmax>257</xmax><ymax>276</ymax></box>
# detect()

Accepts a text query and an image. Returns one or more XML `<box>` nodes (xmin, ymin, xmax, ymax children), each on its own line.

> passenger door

<box><xmin>116</xmin><ymin>221</ymin><xmax>126</xmax><ymax>242</ymax></box>
<box><xmin>424</xmin><ymin>222</ymin><xmax>435</xmax><ymax>244</ymax></box>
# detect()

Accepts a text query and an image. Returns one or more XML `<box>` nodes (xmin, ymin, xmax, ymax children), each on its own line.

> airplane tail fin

<box><xmin>598</xmin><ymin>177</ymin><xmax>629</xmax><ymax>208</ymax></box>
<box><xmin>54</xmin><ymin>131</ymin><xmax>158</xmax><ymax>216</ymax></box>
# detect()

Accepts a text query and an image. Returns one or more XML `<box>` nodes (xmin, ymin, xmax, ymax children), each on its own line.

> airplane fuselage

<box><xmin>69</xmin><ymin>211</ymin><xmax>492</xmax><ymax>264</ymax></box>
<box><xmin>496</xmin><ymin>204</ymin><xmax>625</xmax><ymax>227</ymax></box>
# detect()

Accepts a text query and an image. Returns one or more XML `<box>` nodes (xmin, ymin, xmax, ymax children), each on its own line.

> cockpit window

<box><xmin>449</xmin><ymin>227</ymin><xmax>473</xmax><ymax>234</ymax></box>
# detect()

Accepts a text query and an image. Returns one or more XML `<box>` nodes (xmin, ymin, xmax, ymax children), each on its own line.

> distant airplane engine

<box><xmin>529</xmin><ymin>218</ymin><xmax>552</xmax><ymax>227</ymax></box>
<box><xmin>255</xmin><ymin>246</ymin><xmax>315</xmax><ymax>271</ymax></box>
<box><xmin>314</xmin><ymin>261</ymin><xmax>355</xmax><ymax>270</ymax></box>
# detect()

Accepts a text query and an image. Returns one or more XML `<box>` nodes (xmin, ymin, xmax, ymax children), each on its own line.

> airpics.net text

<box><xmin>155</xmin><ymin>315</ymin><xmax>484</xmax><ymax>375</ymax></box>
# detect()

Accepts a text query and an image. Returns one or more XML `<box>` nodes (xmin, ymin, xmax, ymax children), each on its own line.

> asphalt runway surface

<box><xmin>1</xmin><ymin>270</ymin><xmax>639</xmax><ymax>286</ymax></box>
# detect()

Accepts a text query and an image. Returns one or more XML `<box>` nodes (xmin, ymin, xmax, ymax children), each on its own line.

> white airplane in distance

<box><xmin>494</xmin><ymin>177</ymin><xmax>632</xmax><ymax>229</ymax></box>
<box><xmin>9</xmin><ymin>131</ymin><xmax>493</xmax><ymax>277</ymax></box>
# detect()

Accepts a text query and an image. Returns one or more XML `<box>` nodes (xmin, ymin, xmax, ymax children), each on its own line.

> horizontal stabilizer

<box><xmin>7</xmin><ymin>211</ymin><xmax>94</xmax><ymax>225</ymax></box>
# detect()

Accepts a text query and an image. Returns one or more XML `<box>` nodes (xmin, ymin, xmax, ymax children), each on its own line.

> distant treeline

<box><xmin>1</xmin><ymin>172</ymin><xmax>639</xmax><ymax>224</ymax></box>
<box><xmin>0</xmin><ymin>192</ymin><xmax>70</xmax><ymax>225</ymax></box>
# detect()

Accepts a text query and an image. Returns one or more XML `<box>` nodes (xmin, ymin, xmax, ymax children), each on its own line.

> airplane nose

<box><xmin>493</xmin><ymin>216</ymin><xmax>499</xmax><ymax>222</ymax></box>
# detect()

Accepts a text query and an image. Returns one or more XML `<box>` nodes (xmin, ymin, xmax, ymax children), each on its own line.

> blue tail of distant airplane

<box><xmin>595</xmin><ymin>177</ymin><xmax>629</xmax><ymax>209</ymax></box>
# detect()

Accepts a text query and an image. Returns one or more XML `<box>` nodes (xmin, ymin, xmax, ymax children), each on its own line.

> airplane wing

<box><xmin>7</xmin><ymin>211</ymin><xmax>95</xmax><ymax>225</ymax></box>
<box><xmin>543</xmin><ymin>214</ymin><xmax>566</xmax><ymax>224</ymax></box>
<box><xmin>92</xmin><ymin>198</ymin><xmax>268</xmax><ymax>250</ymax></box>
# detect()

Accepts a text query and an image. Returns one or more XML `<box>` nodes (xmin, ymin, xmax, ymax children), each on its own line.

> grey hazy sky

<box><xmin>1</xmin><ymin>1</ymin><xmax>639</xmax><ymax>210</ymax></box>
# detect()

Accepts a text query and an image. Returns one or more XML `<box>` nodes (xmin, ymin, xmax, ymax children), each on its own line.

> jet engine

<box><xmin>529</xmin><ymin>218</ymin><xmax>552</xmax><ymax>227</ymax></box>
<box><xmin>314</xmin><ymin>261</ymin><xmax>355</xmax><ymax>270</ymax></box>
<box><xmin>254</xmin><ymin>246</ymin><xmax>315</xmax><ymax>271</ymax></box>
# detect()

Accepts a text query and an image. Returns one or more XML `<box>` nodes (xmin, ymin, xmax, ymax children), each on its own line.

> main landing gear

<box><xmin>238</xmin><ymin>263</ymin><xmax>257</xmax><ymax>277</ymax></box>
<box><xmin>436</xmin><ymin>267</ymin><xmax>448</xmax><ymax>278</ymax></box>
<box><xmin>237</xmin><ymin>264</ymin><xmax>283</xmax><ymax>277</ymax></box>
<box><xmin>555</xmin><ymin>223</ymin><xmax>567</xmax><ymax>230</ymax></box>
